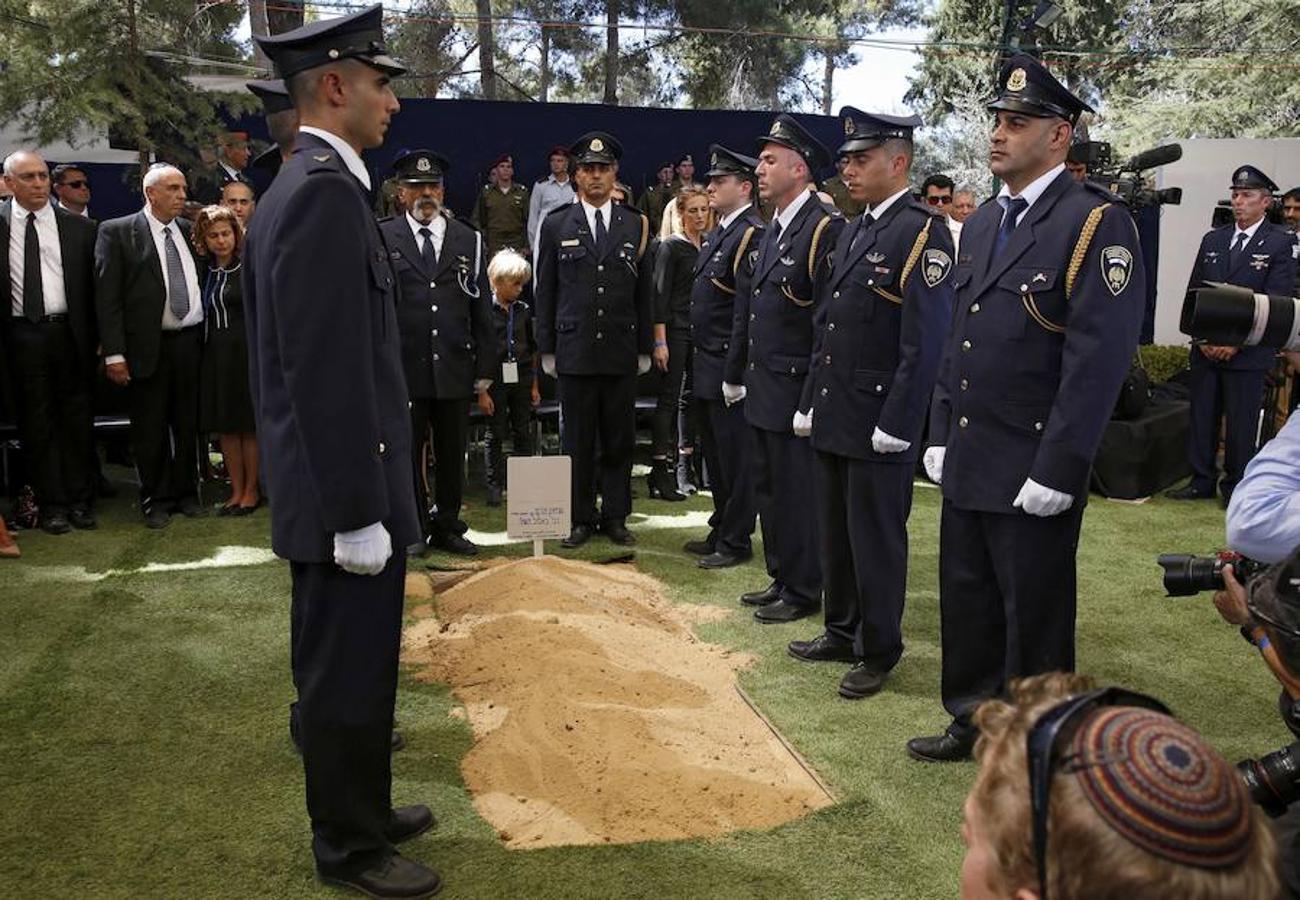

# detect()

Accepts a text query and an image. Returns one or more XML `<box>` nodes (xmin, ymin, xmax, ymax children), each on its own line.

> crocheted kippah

<box><xmin>1068</xmin><ymin>707</ymin><xmax>1252</xmax><ymax>869</ymax></box>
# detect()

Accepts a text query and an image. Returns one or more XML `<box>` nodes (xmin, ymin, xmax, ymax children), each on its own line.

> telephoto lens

<box><xmin>1238</xmin><ymin>742</ymin><xmax>1300</xmax><ymax>818</ymax></box>
<box><xmin>1181</xmin><ymin>283</ymin><xmax>1300</xmax><ymax>351</ymax></box>
<box><xmin>1156</xmin><ymin>551</ymin><xmax>1266</xmax><ymax>596</ymax></box>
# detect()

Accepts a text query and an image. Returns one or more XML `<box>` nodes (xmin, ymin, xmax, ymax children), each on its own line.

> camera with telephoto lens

<box><xmin>1180</xmin><ymin>283</ymin><xmax>1300</xmax><ymax>351</ymax></box>
<box><xmin>1157</xmin><ymin>550</ymin><xmax>1267</xmax><ymax>596</ymax></box>
<box><xmin>1238</xmin><ymin>742</ymin><xmax>1300</xmax><ymax>818</ymax></box>
<box><xmin>1074</xmin><ymin>141</ymin><xmax>1184</xmax><ymax>211</ymax></box>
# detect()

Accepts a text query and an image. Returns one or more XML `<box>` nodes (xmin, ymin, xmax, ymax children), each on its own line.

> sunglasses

<box><xmin>925</xmin><ymin>194</ymin><xmax>953</xmax><ymax>205</ymax></box>
<box><xmin>1027</xmin><ymin>687</ymin><xmax>1171</xmax><ymax>900</ymax></box>
<box><xmin>61</xmin><ymin>180</ymin><xmax>89</xmax><ymax>189</ymax></box>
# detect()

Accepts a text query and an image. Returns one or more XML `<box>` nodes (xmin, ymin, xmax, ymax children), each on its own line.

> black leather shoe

<box><xmin>683</xmin><ymin>538</ymin><xmax>715</xmax><ymax>556</ymax></box>
<box><xmin>385</xmin><ymin>805</ymin><xmax>435</xmax><ymax>844</ymax></box>
<box><xmin>143</xmin><ymin>506</ymin><xmax>172</xmax><ymax>530</ymax></box>
<box><xmin>68</xmin><ymin>508</ymin><xmax>97</xmax><ymax>530</ymax></box>
<box><xmin>175</xmin><ymin>498</ymin><xmax>208</xmax><ymax>518</ymax></box>
<box><xmin>740</xmin><ymin>581</ymin><xmax>781</xmax><ymax>607</ymax></box>
<box><xmin>430</xmin><ymin>532</ymin><xmax>478</xmax><ymax>556</ymax></box>
<box><xmin>318</xmin><ymin>854</ymin><xmax>442</xmax><ymax>899</ymax></box>
<box><xmin>1165</xmin><ymin>486</ymin><xmax>1214</xmax><ymax>501</ymax></box>
<box><xmin>603</xmin><ymin>522</ymin><xmax>636</xmax><ymax>545</ymax></box>
<box><xmin>562</xmin><ymin>524</ymin><xmax>594</xmax><ymax>549</ymax></box>
<box><xmin>754</xmin><ymin>598</ymin><xmax>820</xmax><ymax>623</ymax></box>
<box><xmin>699</xmin><ymin>549</ymin><xmax>752</xmax><ymax>569</ymax></box>
<box><xmin>40</xmin><ymin>513</ymin><xmax>72</xmax><ymax>535</ymax></box>
<box><xmin>486</xmin><ymin>485</ymin><xmax>503</xmax><ymax>507</ymax></box>
<box><xmin>906</xmin><ymin>731</ymin><xmax>974</xmax><ymax>763</ymax></box>
<box><xmin>839</xmin><ymin>663</ymin><xmax>887</xmax><ymax>699</ymax></box>
<box><xmin>788</xmin><ymin>633</ymin><xmax>856</xmax><ymax>663</ymax></box>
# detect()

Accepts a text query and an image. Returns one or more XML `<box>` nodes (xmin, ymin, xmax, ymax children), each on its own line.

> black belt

<box><xmin>161</xmin><ymin>324</ymin><xmax>202</xmax><ymax>337</ymax></box>
<box><xmin>12</xmin><ymin>313</ymin><xmax>68</xmax><ymax>324</ymax></box>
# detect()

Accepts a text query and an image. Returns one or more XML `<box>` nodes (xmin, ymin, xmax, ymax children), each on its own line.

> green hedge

<box><xmin>1139</xmin><ymin>344</ymin><xmax>1189</xmax><ymax>383</ymax></box>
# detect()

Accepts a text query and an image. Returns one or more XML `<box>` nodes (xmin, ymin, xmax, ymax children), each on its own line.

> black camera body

<box><xmin>1076</xmin><ymin>141</ymin><xmax>1183</xmax><ymax>211</ymax></box>
<box><xmin>1157</xmin><ymin>550</ymin><xmax>1267</xmax><ymax>597</ymax></box>
<box><xmin>1238</xmin><ymin>742</ymin><xmax>1300</xmax><ymax>818</ymax></box>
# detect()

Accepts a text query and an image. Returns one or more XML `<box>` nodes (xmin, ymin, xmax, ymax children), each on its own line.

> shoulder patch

<box><xmin>922</xmin><ymin>248</ymin><xmax>952</xmax><ymax>287</ymax></box>
<box><xmin>1101</xmin><ymin>245</ymin><xmax>1134</xmax><ymax>296</ymax></box>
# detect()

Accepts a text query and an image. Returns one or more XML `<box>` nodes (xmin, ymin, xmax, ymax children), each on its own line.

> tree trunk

<box><xmin>603</xmin><ymin>0</ymin><xmax>618</xmax><ymax>105</ymax></box>
<box><xmin>476</xmin><ymin>0</ymin><xmax>498</xmax><ymax>100</ymax></box>
<box><xmin>126</xmin><ymin>0</ymin><xmax>149</xmax><ymax>178</ymax></box>
<box><xmin>821</xmin><ymin>48</ymin><xmax>834</xmax><ymax>116</ymax></box>
<box><xmin>249</xmin><ymin>0</ymin><xmax>269</xmax><ymax>69</ymax></box>
<box><xmin>539</xmin><ymin>24</ymin><xmax>551</xmax><ymax>103</ymax></box>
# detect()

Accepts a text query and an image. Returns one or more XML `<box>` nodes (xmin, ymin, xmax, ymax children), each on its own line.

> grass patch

<box><xmin>0</xmin><ymin>468</ymin><xmax>1281</xmax><ymax>898</ymax></box>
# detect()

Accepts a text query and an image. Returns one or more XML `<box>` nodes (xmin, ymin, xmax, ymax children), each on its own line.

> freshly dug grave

<box><xmin>403</xmin><ymin>556</ymin><xmax>832</xmax><ymax>849</ymax></box>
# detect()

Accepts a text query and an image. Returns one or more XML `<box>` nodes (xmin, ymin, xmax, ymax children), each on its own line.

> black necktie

<box><xmin>762</xmin><ymin>218</ymin><xmax>783</xmax><ymax>270</ymax></box>
<box><xmin>991</xmin><ymin>197</ymin><xmax>1029</xmax><ymax>260</ymax></box>
<box><xmin>22</xmin><ymin>211</ymin><xmax>44</xmax><ymax>323</ymax></box>
<box><xmin>850</xmin><ymin>215</ymin><xmax>873</xmax><ymax>252</ymax></box>
<box><xmin>594</xmin><ymin>208</ymin><xmax>608</xmax><ymax>251</ymax></box>
<box><xmin>418</xmin><ymin>226</ymin><xmax>437</xmax><ymax>269</ymax></box>
<box><xmin>1230</xmin><ymin>231</ymin><xmax>1248</xmax><ymax>266</ymax></box>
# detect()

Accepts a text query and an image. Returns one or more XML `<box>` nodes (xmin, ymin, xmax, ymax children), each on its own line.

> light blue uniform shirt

<box><xmin>1227</xmin><ymin>411</ymin><xmax>1300</xmax><ymax>563</ymax></box>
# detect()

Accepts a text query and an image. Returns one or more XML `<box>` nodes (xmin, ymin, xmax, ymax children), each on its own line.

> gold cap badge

<box><xmin>590</xmin><ymin>137</ymin><xmax>604</xmax><ymax>152</ymax></box>
<box><xmin>415</xmin><ymin>157</ymin><xmax>431</xmax><ymax>172</ymax></box>
<box><xmin>1007</xmin><ymin>68</ymin><xmax>1027</xmax><ymax>91</ymax></box>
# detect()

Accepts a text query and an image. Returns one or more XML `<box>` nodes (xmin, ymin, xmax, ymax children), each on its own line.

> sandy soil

<box><xmin>402</xmin><ymin>556</ymin><xmax>832</xmax><ymax>849</ymax></box>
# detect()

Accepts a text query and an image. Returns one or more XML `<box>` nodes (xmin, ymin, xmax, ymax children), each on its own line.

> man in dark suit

<box><xmin>245</xmin><ymin>7</ymin><xmax>440</xmax><ymax>898</ymax></box>
<box><xmin>1167</xmin><ymin>165</ymin><xmax>1298</xmax><ymax>506</ymax></box>
<box><xmin>2</xmin><ymin>151</ymin><xmax>99</xmax><ymax>533</ymax></box>
<box><xmin>787</xmin><ymin>109</ymin><xmax>954</xmax><ymax>699</ymax></box>
<box><xmin>683</xmin><ymin>144</ymin><xmax>763</xmax><ymax>569</ymax></box>
<box><xmin>534</xmin><ymin>131</ymin><xmax>654</xmax><ymax>548</ymax></box>
<box><xmin>724</xmin><ymin>114</ymin><xmax>844</xmax><ymax>623</ymax></box>
<box><xmin>908</xmin><ymin>55</ymin><xmax>1145</xmax><ymax>762</ymax></box>
<box><xmin>188</xmin><ymin>131</ymin><xmax>253</xmax><ymax>208</ymax></box>
<box><xmin>379</xmin><ymin>149</ymin><xmax>494</xmax><ymax>556</ymax></box>
<box><xmin>94</xmin><ymin>164</ymin><xmax>206</xmax><ymax>529</ymax></box>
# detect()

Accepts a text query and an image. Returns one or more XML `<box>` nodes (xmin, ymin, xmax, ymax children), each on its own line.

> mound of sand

<box><xmin>402</xmin><ymin>556</ymin><xmax>832</xmax><ymax>849</ymax></box>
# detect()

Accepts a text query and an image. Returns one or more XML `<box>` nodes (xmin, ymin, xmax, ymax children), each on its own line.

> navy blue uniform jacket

<box><xmin>725</xmin><ymin>195</ymin><xmax>844</xmax><ymax>432</ymax></box>
<box><xmin>378</xmin><ymin>214</ymin><xmax>495</xmax><ymax>399</ymax></box>
<box><xmin>929</xmin><ymin>171</ymin><xmax>1145</xmax><ymax>512</ymax></box>
<box><xmin>533</xmin><ymin>202</ymin><xmax>654</xmax><ymax>375</ymax></box>
<box><xmin>802</xmin><ymin>196</ymin><xmax>954</xmax><ymax>463</ymax></box>
<box><xmin>242</xmin><ymin>132</ymin><xmax>420</xmax><ymax>562</ymax></box>
<box><xmin>690</xmin><ymin>207</ymin><xmax>764</xmax><ymax>403</ymax></box>
<box><xmin>1185</xmin><ymin>220</ymin><xmax>1298</xmax><ymax>371</ymax></box>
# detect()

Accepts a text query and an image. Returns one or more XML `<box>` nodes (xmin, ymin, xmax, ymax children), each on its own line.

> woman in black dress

<box><xmin>649</xmin><ymin>185</ymin><xmax>713</xmax><ymax>501</ymax></box>
<box><xmin>193</xmin><ymin>205</ymin><xmax>259</xmax><ymax>515</ymax></box>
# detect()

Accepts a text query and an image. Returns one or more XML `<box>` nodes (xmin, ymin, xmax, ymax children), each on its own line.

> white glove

<box><xmin>474</xmin><ymin>378</ymin><xmax>493</xmax><ymax>393</ymax></box>
<box><xmin>923</xmin><ymin>446</ymin><xmax>945</xmax><ymax>484</ymax></box>
<box><xmin>333</xmin><ymin>521</ymin><xmax>392</xmax><ymax>576</ymax></box>
<box><xmin>722</xmin><ymin>382</ymin><xmax>746</xmax><ymax>406</ymax></box>
<box><xmin>637</xmin><ymin>354</ymin><xmax>651</xmax><ymax>375</ymax></box>
<box><xmin>541</xmin><ymin>354</ymin><xmax>556</xmax><ymax>377</ymax></box>
<box><xmin>871</xmin><ymin>427</ymin><xmax>910</xmax><ymax>454</ymax></box>
<box><xmin>1012</xmin><ymin>478</ymin><xmax>1074</xmax><ymax>517</ymax></box>
<box><xmin>792</xmin><ymin>408</ymin><xmax>813</xmax><ymax>437</ymax></box>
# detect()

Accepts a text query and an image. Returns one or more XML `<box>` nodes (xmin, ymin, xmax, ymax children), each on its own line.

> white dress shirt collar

<box><xmin>580</xmin><ymin>198</ymin><xmax>613</xmax><ymax>237</ymax></box>
<box><xmin>718</xmin><ymin>203</ymin><xmax>753</xmax><ymax>230</ymax></box>
<box><xmin>868</xmin><ymin>186</ymin><xmax>911</xmax><ymax>221</ymax></box>
<box><xmin>297</xmin><ymin>126</ymin><xmax>372</xmax><ymax>190</ymax></box>
<box><xmin>1234</xmin><ymin>216</ymin><xmax>1265</xmax><ymax>244</ymax></box>
<box><xmin>997</xmin><ymin>162</ymin><xmax>1066</xmax><ymax>224</ymax></box>
<box><xmin>772</xmin><ymin>188</ymin><xmax>812</xmax><ymax>232</ymax></box>
<box><xmin>143</xmin><ymin>203</ymin><xmax>179</xmax><ymax>236</ymax></box>
<box><xmin>406</xmin><ymin>211</ymin><xmax>445</xmax><ymax>249</ymax></box>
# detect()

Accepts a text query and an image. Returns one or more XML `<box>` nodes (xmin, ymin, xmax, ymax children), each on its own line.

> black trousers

<box><xmin>752</xmin><ymin>427</ymin><xmax>822</xmax><ymax>607</ymax></box>
<box><xmin>7</xmin><ymin>318</ymin><xmax>93</xmax><ymax>513</ymax></box>
<box><xmin>484</xmin><ymin>380</ymin><xmax>533</xmax><ymax>489</ymax></box>
<box><xmin>816</xmin><ymin>451</ymin><xmax>913</xmax><ymax>669</ymax></box>
<box><xmin>939</xmin><ymin>500</ymin><xmax>1083</xmax><ymax>736</ymax></box>
<box><xmin>1186</xmin><ymin>355</ymin><xmax>1267</xmax><ymax>498</ymax></box>
<box><xmin>696</xmin><ymin>397</ymin><xmax>756</xmax><ymax>556</ymax></box>
<box><xmin>290</xmin><ymin>555</ymin><xmax>404</xmax><ymax>875</ymax></box>
<box><xmin>128</xmin><ymin>327</ymin><xmax>201</xmax><ymax>511</ymax></box>
<box><xmin>410</xmin><ymin>397</ymin><xmax>470</xmax><ymax>539</ymax></box>
<box><xmin>651</xmin><ymin>336</ymin><xmax>690</xmax><ymax>459</ymax></box>
<box><xmin>558</xmin><ymin>372</ymin><xmax>636</xmax><ymax>527</ymax></box>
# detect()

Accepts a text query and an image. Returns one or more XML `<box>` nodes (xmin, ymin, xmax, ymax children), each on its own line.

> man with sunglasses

<box><xmin>909</xmin><ymin>55</ymin><xmax>1145</xmax><ymax>763</ymax></box>
<box><xmin>51</xmin><ymin>165</ymin><xmax>92</xmax><ymax>220</ymax></box>
<box><xmin>960</xmin><ymin>672</ymin><xmax>1276</xmax><ymax>899</ymax></box>
<box><xmin>922</xmin><ymin>173</ymin><xmax>962</xmax><ymax>254</ymax></box>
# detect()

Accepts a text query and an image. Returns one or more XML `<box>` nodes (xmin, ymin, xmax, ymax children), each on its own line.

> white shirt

<box><xmin>948</xmin><ymin>216</ymin><xmax>963</xmax><ymax>255</ymax></box>
<box><xmin>718</xmin><ymin>202</ymin><xmax>753</xmax><ymax>230</ymax></box>
<box><xmin>297</xmin><ymin>125</ymin><xmax>371</xmax><ymax>190</ymax></box>
<box><xmin>142</xmin><ymin>204</ymin><xmax>203</xmax><ymax>330</ymax></box>
<box><xmin>406</xmin><ymin>211</ymin><xmax>445</xmax><ymax>260</ymax></box>
<box><xmin>997</xmin><ymin>162</ymin><xmax>1066</xmax><ymax>227</ymax></box>
<box><xmin>1232</xmin><ymin>216</ymin><xmax>1265</xmax><ymax>249</ymax></box>
<box><xmin>772</xmin><ymin>188</ymin><xmax>812</xmax><ymax>233</ymax></box>
<box><xmin>580</xmin><ymin>198</ymin><xmax>613</xmax><ymax>238</ymax></box>
<box><xmin>219</xmin><ymin>161</ymin><xmax>241</xmax><ymax>182</ymax></box>
<box><xmin>867</xmin><ymin>186</ymin><xmax>911</xmax><ymax>221</ymax></box>
<box><xmin>8</xmin><ymin>200</ymin><xmax>67</xmax><ymax>317</ymax></box>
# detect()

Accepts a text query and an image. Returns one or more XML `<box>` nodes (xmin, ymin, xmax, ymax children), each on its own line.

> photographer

<box><xmin>1228</xmin><ymin>355</ymin><xmax>1300</xmax><ymax>565</ymax></box>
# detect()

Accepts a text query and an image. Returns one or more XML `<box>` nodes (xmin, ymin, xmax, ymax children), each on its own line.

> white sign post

<box><xmin>506</xmin><ymin>456</ymin><xmax>572</xmax><ymax>557</ymax></box>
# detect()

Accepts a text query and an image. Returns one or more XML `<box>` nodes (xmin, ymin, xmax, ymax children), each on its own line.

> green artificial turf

<box><xmin>0</xmin><ymin>467</ymin><xmax>1284</xmax><ymax>899</ymax></box>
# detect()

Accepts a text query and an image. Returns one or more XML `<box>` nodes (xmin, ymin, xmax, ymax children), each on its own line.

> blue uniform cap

<box><xmin>756</xmin><ymin>114</ymin><xmax>831</xmax><ymax>173</ymax></box>
<box><xmin>706</xmin><ymin>144</ymin><xmax>757</xmax><ymax>179</ymax></box>
<box><xmin>837</xmin><ymin>106</ymin><xmax>923</xmax><ymax>155</ymax></box>
<box><xmin>254</xmin><ymin>4</ymin><xmax>406</xmax><ymax>81</ymax></box>
<box><xmin>393</xmin><ymin>149</ymin><xmax>450</xmax><ymax>183</ymax></box>
<box><xmin>1231</xmin><ymin>165</ymin><xmax>1278</xmax><ymax>192</ymax></box>
<box><xmin>246</xmin><ymin>79</ymin><xmax>293</xmax><ymax>116</ymax></box>
<box><xmin>571</xmin><ymin>131</ymin><xmax>622</xmax><ymax>165</ymax></box>
<box><xmin>987</xmin><ymin>54</ymin><xmax>1092</xmax><ymax>125</ymax></box>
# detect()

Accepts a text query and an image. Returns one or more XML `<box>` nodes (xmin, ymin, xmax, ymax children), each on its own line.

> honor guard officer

<box><xmin>534</xmin><ymin>131</ymin><xmax>654</xmax><ymax>548</ymax></box>
<box><xmin>724</xmin><ymin>114</ymin><xmax>845</xmax><ymax>623</ymax></box>
<box><xmin>787</xmin><ymin>108</ymin><xmax>954</xmax><ymax>699</ymax></box>
<box><xmin>244</xmin><ymin>6</ymin><xmax>443</xmax><ymax>897</ymax></box>
<box><xmin>682</xmin><ymin>145</ymin><xmax>765</xmax><ymax>569</ymax></box>
<box><xmin>1168</xmin><ymin>165</ymin><xmax>1298</xmax><ymax>506</ymax></box>
<box><xmin>908</xmin><ymin>55</ymin><xmax>1145</xmax><ymax>763</ymax></box>
<box><xmin>379</xmin><ymin>150</ymin><xmax>495</xmax><ymax>556</ymax></box>
<box><xmin>245</xmin><ymin>79</ymin><xmax>298</xmax><ymax>185</ymax></box>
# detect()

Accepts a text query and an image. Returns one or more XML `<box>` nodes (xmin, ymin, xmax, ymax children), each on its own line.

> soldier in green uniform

<box><xmin>819</xmin><ymin>156</ymin><xmax>866</xmax><ymax>216</ymax></box>
<box><xmin>471</xmin><ymin>153</ymin><xmax>530</xmax><ymax>258</ymax></box>
<box><xmin>638</xmin><ymin>161</ymin><xmax>675</xmax><ymax>234</ymax></box>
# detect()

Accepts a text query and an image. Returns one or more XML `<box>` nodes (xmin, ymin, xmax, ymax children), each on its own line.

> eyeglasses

<box><xmin>925</xmin><ymin>194</ymin><xmax>953</xmax><ymax>205</ymax></box>
<box><xmin>1027</xmin><ymin>687</ymin><xmax>1171</xmax><ymax>900</ymax></box>
<box><xmin>62</xmin><ymin>180</ymin><xmax>89</xmax><ymax>189</ymax></box>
